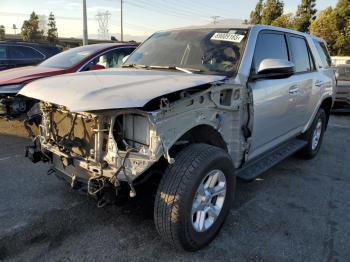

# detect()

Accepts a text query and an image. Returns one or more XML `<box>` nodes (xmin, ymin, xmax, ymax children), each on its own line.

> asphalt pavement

<box><xmin>0</xmin><ymin>114</ymin><xmax>349</xmax><ymax>262</ymax></box>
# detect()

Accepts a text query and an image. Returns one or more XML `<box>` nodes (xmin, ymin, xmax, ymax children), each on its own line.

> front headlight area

<box><xmin>103</xmin><ymin>112</ymin><xmax>162</xmax><ymax>181</ymax></box>
<box><xmin>36</xmin><ymin>105</ymin><xmax>162</xmax><ymax>183</ymax></box>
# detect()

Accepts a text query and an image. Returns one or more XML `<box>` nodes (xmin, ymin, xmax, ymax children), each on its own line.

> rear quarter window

<box><xmin>313</xmin><ymin>40</ymin><xmax>332</xmax><ymax>68</ymax></box>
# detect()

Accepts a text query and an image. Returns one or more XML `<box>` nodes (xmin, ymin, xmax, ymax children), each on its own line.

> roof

<box><xmin>61</xmin><ymin>43</ymin><xmax>137</xmax><ymax>54</ymax></box>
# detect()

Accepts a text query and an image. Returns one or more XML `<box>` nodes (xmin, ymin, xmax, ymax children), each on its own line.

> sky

<box><xmin>0</xmin><ymin>0</ymin><xmax>337</xmax><ymax>41</ymax></box>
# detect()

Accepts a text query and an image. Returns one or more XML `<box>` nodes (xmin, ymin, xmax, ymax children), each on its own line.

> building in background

<box><xmin>332</xmin><ymin>56</ymin><xmax>350</xmax><ymax>66</ymax></box>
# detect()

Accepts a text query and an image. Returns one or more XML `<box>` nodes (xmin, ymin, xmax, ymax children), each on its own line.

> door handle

<box><xmin>289</xmin><ymin>85</ymin><xmax>299</xmax><ymax>95</ymax></box>
<box><xmin>315</xmin><ymin>80</ymin><xmax>324</xmax><ymax>88</ymax></box>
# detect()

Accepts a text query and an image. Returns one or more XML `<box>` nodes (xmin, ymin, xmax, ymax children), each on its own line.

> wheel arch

<box><xmin>168</xmin><ymin>124</ymin><xmax>228</xmax><ymax>156</ymax></box>
<box><xmin>319</xmin><ymin>96</ymin><xmax>333</xmax><ymax>129</ymax></box>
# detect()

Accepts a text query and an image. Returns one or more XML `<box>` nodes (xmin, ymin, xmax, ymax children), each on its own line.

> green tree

<box><xmin>310</xmin><ymin>7</ymin><xmax>338</xmax><ymax>54</ymax></box>
<box><xmin>0</xmin><ymin>25</ymin><xmax>5</xmax><ymax>40</ymax></box>
<box><xmin>332</xmin><ymin>0</ymin><xmax>350</xmax><ymax>55</ymax></box>
<box><xmin>248</xmin><ymin>0</ymin><xmax>264</xmax><ymax>24</ymax></box>
<box><xmin>47</xmin><ymin>12</ymin><xmax>58</xmax><ymax>43</ymax></box>
<box><xmin>293</xmin><ymin>0</ymin><xmax>317</xmax><ymax>32</ymax></box>
<box><xmin>271</xmin><ymin>13</ymin><xmax>294</xmax><ymax>29</ymax></box>
<box><xmin>261</xmin><ymin>0</ymin><xmax>284</xmax><ymax>25</ymax></box>
<box><xmin>310</xmin><ymin>0</ymin><xmax>350</xmax><ymax>56</ymax></box>
<box><xmin>21</xmin><ymin>12</ymin><xmax>43</xmax><ymax>41</ymax></box>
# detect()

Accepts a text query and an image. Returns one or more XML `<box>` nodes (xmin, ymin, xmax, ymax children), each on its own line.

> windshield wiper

<box><xmin>149</xmin><ymin>65</ymin><xmax>202</xmax><ymax>74</ymax></box>
<box><xmin>122</xmin><ymin>64</ymin><xmax>148</xmax><ymax>69</ymax></box>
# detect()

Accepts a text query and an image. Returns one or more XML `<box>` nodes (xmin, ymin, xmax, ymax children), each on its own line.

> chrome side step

<box><xmin>236</xmin><ymin>139</ymin><xmax>307</xmax><ymax>180</ymax></box>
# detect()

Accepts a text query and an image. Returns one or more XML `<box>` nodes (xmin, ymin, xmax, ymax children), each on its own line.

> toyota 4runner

<box><xmin>20</xmin><ymin>25</ymin><xmax>335</xmax><ymax>251</ymax></box>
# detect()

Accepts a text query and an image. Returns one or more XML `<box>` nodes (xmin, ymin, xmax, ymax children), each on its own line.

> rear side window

<box><xmin>0</xmin><ymin>46</ymin><xmax>7</xmax><ymax>59</ymax></box>
<box><xmin>253</xmin><ymin>32</ymin><xmax>289</xmax><ymax>73</ymax></box>
<box><xmin>313</xmin><ymin>40</ymin><xmax>332</xmax><ymax>68</ymax></box>
<box><xmin>8</xmin><ymin>46</ymin><xmax>44</xmax><ymax>60</ymax></box>
<box><xmin>289</xmin><ymin>36</ymin><xmax>313</xmax><ymax>73</ymax></box>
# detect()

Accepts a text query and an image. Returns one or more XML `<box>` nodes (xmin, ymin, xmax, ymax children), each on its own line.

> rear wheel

<box><xmin>297</xmin><ymin>108</ymin><xmax>326</xmax><ymax>159</ymax></box>
<box><xmin>154</xmin><ymin>144</ymin><xmax>235</xmax><ymax>251</ymax></box>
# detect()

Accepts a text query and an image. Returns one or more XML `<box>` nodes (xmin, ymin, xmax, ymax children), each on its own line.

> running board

<box><xmin>236</xmin><ymin>138</ymin><xmax>307</xmax><ymax>180</ymax></box>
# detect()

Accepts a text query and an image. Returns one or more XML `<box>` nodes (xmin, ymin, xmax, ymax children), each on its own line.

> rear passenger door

<box><xmin>286</xmin><ymin>34</ymin><xmax>318</xmax><ymax>129</ymax></box>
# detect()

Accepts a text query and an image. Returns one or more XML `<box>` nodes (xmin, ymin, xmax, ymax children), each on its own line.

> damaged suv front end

<box><xmin>21</xmin><ymin>27</ymin><xmax>249</xmax><ymax>202</ymax></box>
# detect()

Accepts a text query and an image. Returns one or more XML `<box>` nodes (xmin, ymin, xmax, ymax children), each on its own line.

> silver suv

<box><xmin>21</xmin><ymin>25</ymin><xmax>335</xmax><ymax>251</ymax></box>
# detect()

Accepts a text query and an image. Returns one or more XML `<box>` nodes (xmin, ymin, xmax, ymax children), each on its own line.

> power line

<box><xmin>124</xmin><ymin>1</ymin><xmax>201</xmax><ymax>22</ymax></box>
<box><xmin>174</xmin><ymin>0</ymin><xmax>233</xmax><ymax>18</ymax></box>
<box><xmin>135</xmin><ymin>0</ymin><xmax>211</xmax><ymax>20</ymax></box>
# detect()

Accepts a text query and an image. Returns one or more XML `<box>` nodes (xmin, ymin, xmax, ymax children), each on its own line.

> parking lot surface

<box><xmin>0</xmin><ymin>114</ymin><xmax>349</xmax><ymax>262</ymax></box>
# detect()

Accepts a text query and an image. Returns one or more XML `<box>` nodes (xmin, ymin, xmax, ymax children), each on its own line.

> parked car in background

<box><xmin>20</xmin><ymin>25</ymin><xmax>335</xmax><ymax>251</ymax></box>
<box><xmin>0</xmin><ymin>43</ymin><xmax>137</xmax><ymax>116</ymax></box>
<box><xmin>334</xmin><ymin>64</ymin><xmax>350</xmax><ymax>108</ymax></box>
<box><xmin>0</xmin><ymin>42</ymin><xmax>62</xmax><ymax>71</ymax></box>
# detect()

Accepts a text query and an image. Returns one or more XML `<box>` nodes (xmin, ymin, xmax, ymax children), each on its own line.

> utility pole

<box><xmin>82</xmin><ymin>0</ymin><xmax>88</xmax><ymax>45</ymax></box>
<box><xmin>12</xmin><ymin>24</ymin><xmax>18</xmax><ymax>35</ymax></box>
<box><xmin>120</xmin><ymin>0</ymin><xmax>123</xmax><ymax>42</ymax></box>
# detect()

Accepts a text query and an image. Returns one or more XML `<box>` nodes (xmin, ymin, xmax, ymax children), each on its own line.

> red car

<box><xmin>0</xmin><ymin>43</ymin><xmax>137</xmax><ymax>116</ymax></box>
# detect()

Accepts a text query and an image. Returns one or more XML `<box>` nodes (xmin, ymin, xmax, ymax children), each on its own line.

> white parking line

<box><xmin>0</xmin><ymin>154</ymin><xmax>21</xmax><ymax>161</ymax></box>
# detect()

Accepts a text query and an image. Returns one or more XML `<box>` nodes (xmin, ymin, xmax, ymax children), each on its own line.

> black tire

<box><xmin>154</xmin><ymin>144</ymin><xmax>236</xmax><ymax>251</ymax></box>
<box><xmin>297</xmin><ymin>108</ymin><xmax>326</xmax><ymax>159</ymax></box>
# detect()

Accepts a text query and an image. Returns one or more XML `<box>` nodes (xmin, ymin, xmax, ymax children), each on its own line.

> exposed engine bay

<box><xmin>25</xmin><ymin>80</ymin><xmax>249</xmax><ymax>205</ymax></box>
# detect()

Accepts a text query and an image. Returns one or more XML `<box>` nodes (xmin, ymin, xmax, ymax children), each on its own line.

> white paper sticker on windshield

<box><xmin>211</xmin><ymin>32</ymin><xmax>245</xmax><ymax>43</ymax></box>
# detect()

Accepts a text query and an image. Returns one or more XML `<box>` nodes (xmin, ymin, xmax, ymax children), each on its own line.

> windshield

<box><xmin>39</xmin><ymin>46</ymin><xmax>98</xmax><ymax>69</ymax></box>
<box><xmin>125</xmin><ymin>28</ymin><xmax>248</xmax><ymax>76</ymax></box>
<box><xmin>337</xmin><ymin>66</ymin><xmax>350</xmax><ymax>81</ymax></box>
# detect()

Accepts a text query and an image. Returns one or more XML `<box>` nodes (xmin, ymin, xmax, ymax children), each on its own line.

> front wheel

<box><xmin>297</xmin><ymin>108</ymin><xmax>326</xmax><ymax>159</ymax></box>
<box><xmin>154</xmin><ymin>144</ymin><xmax>236</xmax><ymax>251</ymax></box>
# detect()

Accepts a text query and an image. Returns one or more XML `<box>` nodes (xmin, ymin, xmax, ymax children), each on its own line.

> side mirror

<box><xmin>256</xmin><ymin>59</ymin><xmax>295</xmax><ymax>79</ymax></box>
<box><xmin>89</xmin><ymin>64</ymin><xmax>106</xmax><ymax>71</ymax></box>
<box><xmin>122</xmin><ymin>55</ymin><xmax>130</xmax><ymax>64</ymax></box>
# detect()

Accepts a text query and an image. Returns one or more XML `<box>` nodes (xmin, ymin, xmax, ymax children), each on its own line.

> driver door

<box><xmin>248</xmin><ymin>31</ymin><xmax>300</xmax><ymax>160</ymax></box>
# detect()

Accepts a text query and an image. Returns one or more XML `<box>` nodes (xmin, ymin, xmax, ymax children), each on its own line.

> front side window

<box><xmin>125</xmin><ymin>28</ymin><xmax>248</xmax><ymax>76</ymax></box>
<box><xmin>253</xmin><ymin>32</ymin><xmax>289</xmax><ymax>73</ymax></box>
<box><xmin>8</xmin><ymin>46</ymin><xmax>44</xmax><ymax>60</ymax></box>
<box><xmin>289</xmin><ymin>36</ymin><xmax>313</xmax><ymax>73</ymax></box>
